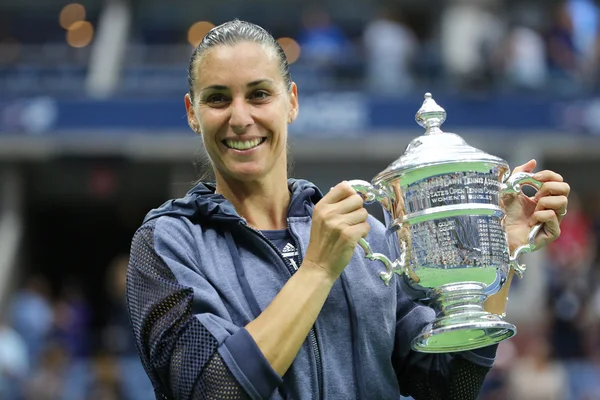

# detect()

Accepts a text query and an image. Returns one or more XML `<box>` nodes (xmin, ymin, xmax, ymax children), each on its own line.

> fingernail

<box><xmin>533</xmin><ymin>173</ymin><xmax>542</xmax><ymax>180</ymax></box>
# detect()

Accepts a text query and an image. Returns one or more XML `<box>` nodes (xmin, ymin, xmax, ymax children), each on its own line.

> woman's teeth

<box><xmin>224</xmin><ymin>138</ymin><xmax>264</xmax><ymax>150</ymax></box>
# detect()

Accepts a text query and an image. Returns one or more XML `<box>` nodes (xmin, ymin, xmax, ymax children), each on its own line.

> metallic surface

<box><xmin>348</xmin><ymin>93</ymin><xmax>544</xmax><ymax>353</ymax></box>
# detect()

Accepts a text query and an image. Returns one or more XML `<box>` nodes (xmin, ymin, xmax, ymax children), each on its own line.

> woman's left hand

<box><xmin>503</xmin><ymin>159</ymin><xmax>570</xmax><ymax>252</ymax></box>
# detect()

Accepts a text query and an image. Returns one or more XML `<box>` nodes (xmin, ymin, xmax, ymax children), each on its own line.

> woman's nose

<box><xmin>228</xmin><ymin>98</ymin><xmax>253</xmax><ymax>133</ymax></box>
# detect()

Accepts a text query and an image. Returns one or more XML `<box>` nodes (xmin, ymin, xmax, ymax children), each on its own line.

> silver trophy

<box><xmin>349</xmin><ymin>93</ymin><xmax>543</xmax><ymax>353</ymax></box>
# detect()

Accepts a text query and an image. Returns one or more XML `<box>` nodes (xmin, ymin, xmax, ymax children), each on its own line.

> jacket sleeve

<box><xmin>392</xmin><ymin>287</ymin><xmax>497</xmax><ymax>400</ymax></box>
<box><xmin>126</xmin><ymin>219</ymin><xmax>282</xmax><ymax>400</ymax></box>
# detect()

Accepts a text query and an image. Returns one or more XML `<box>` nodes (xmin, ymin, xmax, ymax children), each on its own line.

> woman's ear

<box><xmin>288</xmin><ymin>82</ymin><xmax>299</xmax><ymax>124</ymax></box>
<box><xmin>185</xmin><ymin>93</ymin><xmax>201</xmax><ymax>134</ymax></box>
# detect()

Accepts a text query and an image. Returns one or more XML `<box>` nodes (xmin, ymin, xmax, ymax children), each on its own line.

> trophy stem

<box><xmin>437</xmin><ymin>282</ymin><xmax>488</xmax><ymax>315</ymax></box>
<box><xmin>411</xmin><ymin>282</ymin><xmax>516</xmax><ymax>353</ymax></box>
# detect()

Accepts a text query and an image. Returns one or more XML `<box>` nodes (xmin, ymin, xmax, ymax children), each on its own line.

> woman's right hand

<box><xmin>302</xmin><ymin>181</ymin><xmax>370</xmax><ymax>282</ymax></box>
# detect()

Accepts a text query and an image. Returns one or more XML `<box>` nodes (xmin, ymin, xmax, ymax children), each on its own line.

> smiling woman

<box><xmin>185</xmin><ymin>41</ymin><xmax>296</xmax><ymax>191</ymax></box>
<box><xmin>125</xmin><ymin>19</ymin><xmax>570</xmax><ymax>400</ymax></box>
<box><xmin>184</xmin><ymin>22</ymin><xmax>297</xmax><ymax>203</ymax></box>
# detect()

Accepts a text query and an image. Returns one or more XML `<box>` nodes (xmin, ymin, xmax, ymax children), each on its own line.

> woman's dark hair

<box><xmin>187</xmin><ymin>19</ymin><xmax>293</xmax><ymax>103</ymax></box>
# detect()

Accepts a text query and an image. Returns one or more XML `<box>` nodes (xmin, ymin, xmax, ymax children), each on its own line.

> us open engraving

<box><xmin>405</xmin><ymin>172</ymin><xmax>502</xmax><ymax>213</ymax></box>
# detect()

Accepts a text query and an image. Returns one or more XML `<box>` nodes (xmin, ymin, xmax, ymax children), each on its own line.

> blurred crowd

<box><xmin>0</xmin><ymin>255</ymin><xmax>153</xmax><ymax>400</ymax></box>
<box><xmin>477</xmin><ymin>191</ymin><xmax>600</xmax><ymax>400</ymax></box>
<box><xmin>3</xmin><ymin>0</ymin><xmax>600</xmax><ymax>98</ymax></box>
<box><xmin>294</xmin><ymin>0</ymin><xmax>600</xmax><ymax>96</ymax></box>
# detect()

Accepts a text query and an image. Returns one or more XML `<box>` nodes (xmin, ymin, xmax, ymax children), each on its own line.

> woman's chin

<box><xmin>223</xmin><ymin>164</ymin><xmax>269</xmax><ymax>182</ymax></box>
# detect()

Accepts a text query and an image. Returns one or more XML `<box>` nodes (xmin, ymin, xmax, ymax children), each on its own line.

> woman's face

<box><xmin>186</xmin><ymin>41</ymin><xmax>298</xmax><ymax>183</ymax></box>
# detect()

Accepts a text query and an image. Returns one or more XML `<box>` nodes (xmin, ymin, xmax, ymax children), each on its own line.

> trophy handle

<box><xmin>347</xmin><ymin>180</ymin><xmax>398</xmax><ymax>285</ymax></box>
<box><xmin>500</xmin><ymin>172</ymin><xmax>544</xmax><ymax>278</ymax></box>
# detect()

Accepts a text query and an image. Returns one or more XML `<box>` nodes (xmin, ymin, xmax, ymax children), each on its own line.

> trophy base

<box><xmin>411</xmin><ymin>313</ymin><xmax>516</xmax><ymax>353</ymax></box>
<box><xmin>411</xmin><ymin>282</ymin><xmax>516</xmax><ymax>353</ymax></box>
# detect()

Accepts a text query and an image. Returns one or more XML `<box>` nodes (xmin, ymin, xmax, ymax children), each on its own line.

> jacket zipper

<box><xmin>287</xmin><ymin>227</ymin><xmax>323</xmax><ymax>400</ymax></box>
<box><xmin>243</xmin><ymin>223</ymin><xmax>323</xmax><ymax>400</ymax></box>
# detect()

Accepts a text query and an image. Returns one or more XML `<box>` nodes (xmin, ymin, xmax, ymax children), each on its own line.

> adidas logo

<box><xmin>282</xmin><ymin>243</ymin><xmax>296</xmax><ymax>253</ymax></box>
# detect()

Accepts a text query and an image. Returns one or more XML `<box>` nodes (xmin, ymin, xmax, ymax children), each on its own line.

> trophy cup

<box><xmin>349</xmin><ymin>93</ymin><xmax>543</xmax><ymax>353</ymax></box>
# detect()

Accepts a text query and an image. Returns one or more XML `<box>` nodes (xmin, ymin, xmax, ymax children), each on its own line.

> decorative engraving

<box><xmin>409</xmin><ymin>215</ymin><xmax>509</xmax><ymax>272</ymax></box>
<box><xmin>405</xmin><ymin>171</ymin><xmax>502</xmax><ymax>213</ymax></box>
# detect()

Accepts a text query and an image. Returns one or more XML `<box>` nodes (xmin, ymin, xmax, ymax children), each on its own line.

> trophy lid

<box><xmin>374</xmin><ymin>93</ymin><xmax>506</xmax><ymax>183</ymax></box>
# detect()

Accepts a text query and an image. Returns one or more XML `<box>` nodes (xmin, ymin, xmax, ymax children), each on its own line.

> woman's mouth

<box><xmin>223</xmin><ymin>138</ymin><xmax>266</xmax><ymax>150</ymax></box>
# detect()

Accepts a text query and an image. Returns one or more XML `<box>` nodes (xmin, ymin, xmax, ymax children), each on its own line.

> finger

<box><xmin>512</xmin><ymin>159</ymin><xmax>537</xmax><ymax>174</ymax></box>
<box><xmin>531</xmin><ymin>210</ymin><xmax>560</xmax><ymax>244</ymax></box>
<box><xmin>344</xmin><ymin>221</ymin><xmax>371</xmax><ymax>241</ymax></box>
<box><xmin>534</xmin><ymin>182</ymin><xmax>571</xmax><ymax>200</ymax></box>
<box><xmin>536</xmin><ymin>195</ymin><xmax>569</xmax><ymax>222</ymax></box>
<box><xmin>535</xmin><ymin>196</ymin><xmax>569</xmax><ymax>213</ymax></box>
<box><xmin>334</xmin><ymin>194</ymin><xmax>366</xmax><ymax>214</ymax></box>
<box><xmin>532</xmin><ymin>170</ymin><xmax>564</xmax><ymax>183</ymax></box>
<box><xmin>535</xmin><ymin>195</ymin><xmax>568</xmax><ymax>214</ymax></box>
<box><xmin>323</xmin><ymin>181</ymin><xmax>356</xmax><ymax>204</ymax></box>
<box><xmin>342</xmin><ymin>207</ymin><xmax>369</xmax><ymax>226</ymax></box>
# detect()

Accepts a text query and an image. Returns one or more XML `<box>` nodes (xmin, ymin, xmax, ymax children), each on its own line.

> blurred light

<box><xmin>0</xmin><ymin>37</ymin><xmax>21</xmax><ymax>64</ymax></box>
<box><xmin>188</xmin><ymin>21</ymin><xmax>215</xmax><ymax>47</ymax></box>
<box><xmin>66</xmin><ymin>21</ymin><xmax>94</xmax><ymax>48</ymax></box>
<box><xmin>59</xmin><ymin>3</ymin><xmax>86</xmax><ymax>30</ymax></box>
<box><xmin>277</xmin><ymin>37</ymin><xmax>301</xmax><ymax>64</ymax></box>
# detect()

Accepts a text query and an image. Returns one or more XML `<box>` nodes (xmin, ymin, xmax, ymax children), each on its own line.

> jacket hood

<box><xmin>144</xmin><ymin>179</ymin><xmax>323</xmax><ymax>225</ymax></box>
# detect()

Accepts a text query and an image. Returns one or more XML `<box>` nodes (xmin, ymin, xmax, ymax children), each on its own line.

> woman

<box><xmin>126</xmin><ymin>20</ymin><xmax>570</xmax><ymax>400</ymax></box>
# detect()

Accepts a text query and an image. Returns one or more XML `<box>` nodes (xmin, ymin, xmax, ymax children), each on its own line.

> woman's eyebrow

<box><xmin>200</xmin><ymin>79</ymin><xmax>273</xmax><ymax>92</ymax></box>
<box><xmin>247</xmin><ymin>79</ymin><xmax>274</xmax><ymax>87</ymax></box>
<box><xmin>200</xmin><ymin>84</ymin><xmax>228</xmax><ymax>92</ymax></box>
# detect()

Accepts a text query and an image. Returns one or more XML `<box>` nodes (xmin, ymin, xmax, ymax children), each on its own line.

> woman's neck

<box><xmin>215</xmin><ymin>174</ymin><xmax>291</xmax><ymax>230</ymax></box>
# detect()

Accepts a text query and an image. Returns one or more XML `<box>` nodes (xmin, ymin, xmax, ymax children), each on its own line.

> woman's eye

<box><xmin>206</xmin><ymin>94</ymin><xmax>228</xmax><ymax>104</ymax></box>
<box><xmin>250</xmin><ymin>90</ymin><xmax>269</xmax><ymax>100</ymax></box>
